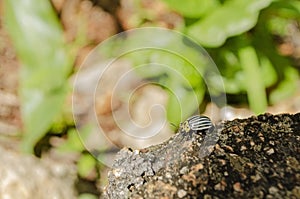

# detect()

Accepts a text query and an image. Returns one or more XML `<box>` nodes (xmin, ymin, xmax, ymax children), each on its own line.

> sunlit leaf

<box><xmin>57</xmin><ymin>125</ymin><xmax>92</xmax><ymax>152</ymax></box>
<box><xmin>187</xmin><ymin>0</ymin><xmax>272</xmax><ymax>47</ymax></box>
<box><xmin>58</xmin><ymin>129</ymin><xmax>82</xmax><ymax>152</ymax></box>
<box><xmin>267</xmin><ymin>16</ymin><xmax>290</xmax><ymax>36</ymax></box>
<box><xmin>238</xmin><ymin>46</ymin><xmax>267</xmax><ymax>114</ymax></box>
<box><xmin>269</xmin><ymin>66</ymin><xmax>298</xmax><ymax>104</ymax></box>
<box><xmin>77</xmin><ymin>154</ymin><xmax>96</xmax><ymax>178</ymax></box>
<box><xmin>162</xmin><ymin>0</ymin><xmax>219</xmax><ymax>18</ymax></box>
<box><xmin>269</xmin><ymin>0</ymin><xmax>300</xmax><ymax>19</ymax></box>
<box><xmin>166</xmin><ymin>84</ymin><xmax>205</xmax><ymax>125</ymax></box>
<box><xmin>4</xmin><ymin>0</ymin><xmax>72</xmax><ymax>153</ymax></box>
<box><xmin>260</xmin><ymin>56</ymin><xmax>277</xmax><ymax>87</ymax></box>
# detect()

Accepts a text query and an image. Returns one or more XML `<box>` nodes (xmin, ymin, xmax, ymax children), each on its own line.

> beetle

<box><xmin>179</xmin><ymin>115</ymin><xmax>214</xmax><ymax>134</ymax></box>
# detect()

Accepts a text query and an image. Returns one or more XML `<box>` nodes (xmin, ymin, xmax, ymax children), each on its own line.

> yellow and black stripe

<box><xmin>179</xmin><ymin>115</ymin><xmax>213</xmax><ymax>134</ymax></box>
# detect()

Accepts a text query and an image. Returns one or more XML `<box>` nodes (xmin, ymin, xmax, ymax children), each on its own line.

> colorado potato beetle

<box><xmin>179</xmin><ymin>115</ymin><xmax>214</xmax><ymax>134</ymax></box>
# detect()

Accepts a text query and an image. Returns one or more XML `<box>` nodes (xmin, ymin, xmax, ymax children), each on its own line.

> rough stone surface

<box><xmin>104</xmin><ymin>113</ymin><xmax>300</xmax><ymax>198</ymax></box>
<box><xmin>0</xmin><ymin>146</ymin><xmax>77</xmax><ymax>199</ymax></box>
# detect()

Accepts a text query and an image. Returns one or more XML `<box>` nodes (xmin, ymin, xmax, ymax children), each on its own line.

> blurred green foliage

<box><xmin>99</xmin><ymin>29</ymin><xmax>211</xmax><ymax>125</ymax></box>
<box><xmin>4</xmin><ymin>0</ymin><xmax>98</xmax><ymax>184</ymax></box>
<box><xmin>161</xmin><ymin>0</ymin><xmax>300</xmax><ymax>114</ymax></box>
<box><xmin>4</xmin><ymin>0</ymin><xmax>73</xmax><ymax>153</ymax></box>
<box><xmin>3</xmin><ymin>0</ymin><xmax>300</xmax><ymax>155</ymax></box>
<box><xmin>186</xmin><ymin>0</ymin><xmax>272</xmax><ymax>47</ymax></box>
<box><xmin>112</xmin><ymin>0</ymin><xmax>300</xmax><ymax>123</ymax></box>
<box><xmin>4</xmin><ymin>0</ymin><xmax>97</xmax><ymax>190</ymax></box>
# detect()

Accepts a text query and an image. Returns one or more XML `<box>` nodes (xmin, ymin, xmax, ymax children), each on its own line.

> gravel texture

<box><xmin>104</xmin><ymin>113</ymin><xmax>300</xmax><ymax>199</ymax></box>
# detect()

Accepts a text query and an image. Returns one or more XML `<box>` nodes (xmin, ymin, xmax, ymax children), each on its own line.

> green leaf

<box><xmin>260</xmin><ymin>56</ymin><xmax>277</xmax><ymax>87</ymax></box>
<box><xmin>58</xmin><ymin>129</ymin><xmax>82</xmax><ymax>152</ymax></box>
<box><xmin>21</xmin><ymin>86</ymin><xmax>68</xmax><ymax>151</ymax></box>
<box><xmin>77</xmin><ymin>154</ymin><xmax>96</xmax><ymax>178</ymax></box>
<box><xmin>269</xmin><ymin>66</ymin><xmax>298</xmax><ymax>104</ymax></box>
<box><xmin>267</xmin><ymin>16</ymin><xmax>290</xmax><ymax>36</ymax></box>
<box><xmin>166</xmin><ymin>84</ymin><xmax>205</xmax><ymax>125</ymax></box>
<box><xmin>58</xmin><ymin>125</ymin><xmax>92</xmax><ymax>152</ymax></box>
<box><xmin>187</xmin><ymin>0</ymin><xmax>273</xmax><ymax>47</ymax></box>
<box><xmin>269</xmin><ymin>0</ymin><xmax>300</xmax><ymax>19</ymax></box>
<box><xmin>162</xmin><ymin>0</ymin><xmax>219</xmax><ymax>18</ymax></box>
<box><xmin>4</xmin><ymin>0</ymin><xmax>72</xmax><ymax>153</ymax></box>
<box><xmin>291</xmin><ymin>1</ymin><xmax>300</xmax><ymax>13</ymax></box>
<box><xmin>221</xmin><ymin>74</ymin><xmax>245</xmax><ymax>94</ymax></box>
<box><xmin>238</xmin><ymin>46</ymin><xmax>267</xmax><ymax>114</ymax></box>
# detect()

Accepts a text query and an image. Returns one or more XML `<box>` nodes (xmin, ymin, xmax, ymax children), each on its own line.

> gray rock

<box><xmin>104</xmin><ymin>113</ymin><xmax>300</xmax><ymax>199</ymax></box>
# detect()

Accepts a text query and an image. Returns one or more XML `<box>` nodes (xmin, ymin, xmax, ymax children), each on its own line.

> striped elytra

<box><xmin>180</xmin><ymin>115</ymin><xmax>214</xmax><ymax>134</ymax></box>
